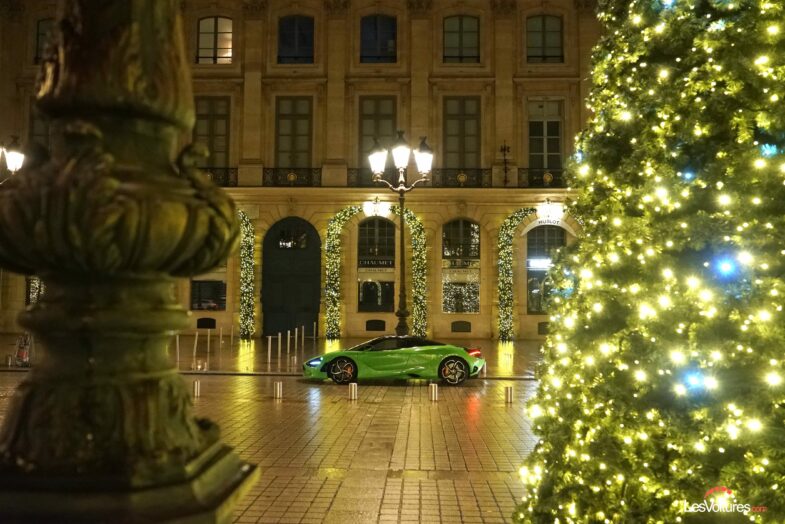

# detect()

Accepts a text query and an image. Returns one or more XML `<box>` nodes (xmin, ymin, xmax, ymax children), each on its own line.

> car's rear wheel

<box><xmin>439</xmin><ymin>357</ymin><xmax>468</xmax><ymax>386</ymax></box>
<box><xmin>329</xmin><ymin>357</ymin><xmax>358</xmax><ymax>384</ymax></box>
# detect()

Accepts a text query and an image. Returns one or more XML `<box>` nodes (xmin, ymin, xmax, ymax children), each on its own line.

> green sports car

<box><xmin>303</xmin><ymin>336</ymin><xmax>485</xmax><ymax>386</ymax></box>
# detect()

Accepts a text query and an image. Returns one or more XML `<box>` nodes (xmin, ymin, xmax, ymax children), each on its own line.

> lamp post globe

<box><xmin>2</xmin><ymin>136</ymin><xmax>25</xmax><ymax>174</ymax></box>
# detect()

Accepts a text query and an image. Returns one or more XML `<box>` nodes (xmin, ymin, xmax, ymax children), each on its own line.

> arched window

<box><xmin>443</xmin><ymin>15</ymin><xmax>479</xmax><ymax>63</ymax></box>
<box><xmin>35</xmin><ymin>18</ymin><xmax>54</xmax><ymax>64</ymax></box>
<box><xmin>278</xmin><ymin>15</ymin><xmax>314</xmax><ymax>64</ymax></box>
<box><xmin>526</xmin><ymin>225</ymin><xmax>565</xmax><ymax>314</ymax></box>
<box><xmin>358</xmin><ymin>217</ymin><xmax>395</xmax><ymax>312</ymax></box>
<box><xmin>197</xmin><ymin>16</ymin><xmax>233</xmax><ymax>64</ymax></box>
<box><xmin>526</xmin><ymin>15</ymin><xmax>563</xmax><ymax>63</ymax></box>
<box><xmin>360</xmin><ymin>14</ymin><xmax>397</xmax><ymax>63</ymax></box>
<box><xmin>442</xmin><ymin>219</ymin><xmax>480</xmax><ymax>313</ymax></box>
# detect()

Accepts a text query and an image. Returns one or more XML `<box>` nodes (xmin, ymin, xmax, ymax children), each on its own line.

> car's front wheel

<box><xmin>329</xmin><ymin>357</ymin><xmax>358</xmax><ymax>385</ymax></box>
<box><xmin>439</xmin><ymin>357</ymin><xmax>468</xmax><ymax>386</ymax></box>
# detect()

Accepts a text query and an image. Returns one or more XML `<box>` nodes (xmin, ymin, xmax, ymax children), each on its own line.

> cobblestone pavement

<box><xmin>0</xmin><ymin>373</ymin><xmax>538</xmax><ymax>523</ymax></box>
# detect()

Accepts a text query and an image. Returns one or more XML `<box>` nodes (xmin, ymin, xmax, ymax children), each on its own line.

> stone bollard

<box><xmin>429</xmin><ymin>383</ymin><xmax>439</xmax><ymax>402</ymax></box>
<box><xmin>192</xmin><ymin>380</ymin><xmax>201</xmax><ymax>398</ymax></box>
<box><xmin>505</xmin><ymin>386</ymin><xmax>514</xmax><ymax>403</ymax></box>
<box><xmin>349</xmin><ymin>382</ymin><xmax>358</xmax><ymax>400</ymax></box>
<box><xmin>273</xmin><ymin>381</ymin><xmax>283</xmax><ymax>399</ymax></box>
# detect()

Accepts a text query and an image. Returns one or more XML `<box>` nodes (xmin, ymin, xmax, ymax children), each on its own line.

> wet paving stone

<box><xmin>0</xmin><ymin>371</ymin><xmax>538</xmax><ymax>523</ymax></box>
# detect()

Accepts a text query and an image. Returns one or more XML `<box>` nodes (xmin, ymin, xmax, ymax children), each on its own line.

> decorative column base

<box><xmin>0</xmin><ymin>443</ymin><xmax>257</xmax><ymax>523</ymax></box>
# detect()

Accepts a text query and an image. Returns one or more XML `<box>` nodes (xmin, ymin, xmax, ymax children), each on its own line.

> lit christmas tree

<box><xmin>517</xmin><ymin>0</ymin><xmax>784</xmax><ymax>521</ymax></box>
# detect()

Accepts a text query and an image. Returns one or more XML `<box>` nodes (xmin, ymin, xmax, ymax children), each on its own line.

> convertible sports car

<box><xmin>303</xmin><ymin>336</ymin><xmax>485</xmax><ymax>385</ymax></box>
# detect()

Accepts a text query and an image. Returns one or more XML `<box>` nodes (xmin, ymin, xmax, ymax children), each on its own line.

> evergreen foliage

<box><xmin>518</xmin><ymin>0</ymin><xmax>785</xmax><ymax>521</ymax></box>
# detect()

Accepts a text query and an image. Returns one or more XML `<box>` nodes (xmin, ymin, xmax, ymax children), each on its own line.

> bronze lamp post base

<box><xmin>0</xmin><ymin>443</ymin><xmax>258</xmax><ymax>523</ymax></box>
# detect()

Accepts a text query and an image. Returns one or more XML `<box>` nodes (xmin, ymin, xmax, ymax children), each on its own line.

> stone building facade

<box><xmin>0</xmin><ymin>0</ymin><xmax>599</xmax><ymax>340</ymax></box>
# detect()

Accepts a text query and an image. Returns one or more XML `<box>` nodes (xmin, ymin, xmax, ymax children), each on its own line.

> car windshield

<box><xmin>346</xmin><ymin>337</ymin><xmax>388</xmax><ymax>351</ymax></box>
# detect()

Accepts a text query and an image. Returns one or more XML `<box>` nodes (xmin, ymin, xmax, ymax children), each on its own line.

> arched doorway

<box><xmin>262</xmin><ymin>217</ymin><xmax>321</xmax><ymax>336</ymax></box>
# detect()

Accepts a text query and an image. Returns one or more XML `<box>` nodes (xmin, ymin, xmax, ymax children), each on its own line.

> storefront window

<box><xmin>442</xmin><ymin>219</ymin><xmax>480</xmax><ymax>313</ymax></box>
<box><xmin>526</xmin><ymin>225</ymin><xmax>564</xmax><ymax>314</ymax></box>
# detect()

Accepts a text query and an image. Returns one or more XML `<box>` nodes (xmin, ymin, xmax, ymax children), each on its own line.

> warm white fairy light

<box><xmin>518</xmin><ymin>2</ymin><xmax>785</xmax><ymax>521</ymax></box>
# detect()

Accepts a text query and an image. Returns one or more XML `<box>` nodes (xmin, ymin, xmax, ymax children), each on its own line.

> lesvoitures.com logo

<box><xmin>682</xmin><ymin>486</ymin><xmax>768</xmax><ymax>514</ymax></box>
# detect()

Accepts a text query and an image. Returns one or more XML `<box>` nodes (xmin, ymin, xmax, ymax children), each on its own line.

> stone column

<box><xmin>0</xmin><ymin>1</ymin><xmax>257</xmax><ymax>521</ymax></box>
<box><xmin>322</xmin><ymin>1</ymin><xmax>350</xmax><ymax>187</ymax></box>
<box><xmin>491</xmin><ymin>2</ymin><xmax>516</xmax><ymax>187</ymax></box>
<box><xmin>239</xmin><ymin>4</ymin><xmax>265</xmax><ymax>187</ymax></box>
<box><xmin>408</xmin><ymin>1</ymin><xmax>431</xmax><ymax>147</ymax></box>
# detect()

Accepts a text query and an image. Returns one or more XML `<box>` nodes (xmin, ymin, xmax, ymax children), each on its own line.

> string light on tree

<box><xmin>238</xmin><ymin>210</ymin><xmax>255</xmax><ymax>339</ymax></box>
<box><xmin>517</xmin><ymin>0</ymin><xmax>785</xmax><ymax>521</ymax></box>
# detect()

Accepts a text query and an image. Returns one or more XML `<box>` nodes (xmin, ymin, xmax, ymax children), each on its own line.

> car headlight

<box><xmin>306</xmin><ymin>357</ymin><xmax>322</xmax><ymax>368</ymax></box>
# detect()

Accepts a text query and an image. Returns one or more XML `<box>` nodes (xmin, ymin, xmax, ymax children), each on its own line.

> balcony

<box><xmin>347</xmin><ymin>167</ymin><xmax>398</xmax><ymax>187</ymax></box>
<box><xmin>263</xmin><ymin>168</ymin><xmax>322</xmax><ymax>187</ymax></box>
<box><xmin>518</xmin><ymin>168</ymin><xmax>565</xmax><ymax>188</ymax></box>
<box><xmin>430</xmin><ymin>168</ymin><xmax>491</xmax><ymax>188</ymax></box>
<box><xmin>202</xmin><ymin>167</ymin><xmax>238</xmax><ymax>187</ymax></box>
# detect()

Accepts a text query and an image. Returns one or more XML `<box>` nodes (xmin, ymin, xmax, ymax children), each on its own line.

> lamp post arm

<box><xmin>406</xmin><ymin>175</ymin><xmax>430</xmax><ymax>191</ymax></box>
<box><xmin>373</xmin><ymin>177</ymin><xmax>396</xmax><ymax>192</ymax></box>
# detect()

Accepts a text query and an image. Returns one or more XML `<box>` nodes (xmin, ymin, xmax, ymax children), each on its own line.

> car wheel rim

<box><xmin>332</xmin><ymin>360</ymin><xmax>354</xmax><ymax>382</ymax></box>
<box><xmin>442</xmin><ymin>360</ymin><xmax>466</xmax><ymax>384</ymax></box>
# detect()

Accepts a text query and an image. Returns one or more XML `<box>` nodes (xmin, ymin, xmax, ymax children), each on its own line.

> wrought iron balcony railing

<box><xmin>263</xmin><ymin>167</ymin><xmax>322</xmax><ymax>187</ymax></box>
<box><xmin>202</xmin><ymin>167</ymin><xmax>238</xmax><ymax>187</ymax></box>
<box><xmin>347</xmin><ymin>167</ymin><xmax>398</xmax><ymax>187</ymax></box>
<box><xmin>430</xmin><ymin>168</ymin><xmax>491</xmax><ymax>188</ymax></box>
<box><xmin>518</xmin><ymin>168</ymin><xmax>565</xmax><ymax>188</ymax></box>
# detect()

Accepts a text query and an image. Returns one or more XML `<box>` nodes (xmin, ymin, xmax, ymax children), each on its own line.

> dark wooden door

<box><xmin>262</xmin><ymin>217</ymin><xmax>321</xmax><ymax>336</ymax></box>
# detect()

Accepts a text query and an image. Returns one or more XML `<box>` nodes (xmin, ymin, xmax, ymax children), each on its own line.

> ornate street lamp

<box><xmin>0</xmin><ymin>136</ymin><xmax>25</xmax><ymax>181</ymax></box>
<box><xmin>368</xmin><ymin>131</ymin><xmax>433</xmax><ymax>336</ymax></box>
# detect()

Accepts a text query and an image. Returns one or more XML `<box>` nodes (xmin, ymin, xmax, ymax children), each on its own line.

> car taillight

<box><xmin>466</xmin><ymin>347</ymin><xmax>482</xmax><ymax>358</ymax></box>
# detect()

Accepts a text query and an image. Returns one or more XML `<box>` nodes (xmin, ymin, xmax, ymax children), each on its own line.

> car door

<box><xmin>405</xmin><ymin>338</ymin><xmax>443</xmax><ymax>372</ymax></box>
<box><xmin>364</xmin><ymin>337</ymin><xmax>409</xmax><ymax>374</ymax></box>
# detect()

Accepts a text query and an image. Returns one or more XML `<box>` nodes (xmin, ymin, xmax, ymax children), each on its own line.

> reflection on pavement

<box><xmin>0</xmin><ymin>334</ymin><xmax>542</xmax><ymax>378</ymax></box>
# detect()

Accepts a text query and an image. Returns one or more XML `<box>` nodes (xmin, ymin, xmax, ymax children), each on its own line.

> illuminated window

<box><xmin>526</xmin><ymin>225</ymin><xmax>565</xmax><ymax>314</ymax></box>
<box><xmin>358</xmin><ymin>281</ymin><xmax>394</xmax><ymax>312</ymax></box>
<box><xmin>197</xmin><ymin>16</ymin><xmax>233</xmax><ymax>64</ymax></box>
<box><xmin>358</xmin><ymin>217</ymin><xmax>395</xmax><ymax>312</ymax></box>
<box><xmin>277</xmin><ymin>226</ymin><xmax>308</xmax><ymax>249</ymax></box>
<box><xmin>526</xmin><ymin>15</ymin><xmax>563</xmax><ymax>63</ymax></box>
<box><xmin>358</xmin><ymin>217</ymin><xmax>395</xmax><ymax>267</ymax></box>
<box><xmin>278</xmin><ymin>15</ymin><xmax>314</xmax><ymax>64</ymax></box>
<box><xmin>360</xmin><ymin>15</ymin><xmax>396</xmax><ymax>63</ymax></box>
<box><xmin>442</xmin><ymin>219</ymin><xmax>480</xmax><ymax>313</ymax></box>
<box><xmin>443</xmin><ymin>15</ymin><xmax>479</xmax><ymax>63</ymax></box>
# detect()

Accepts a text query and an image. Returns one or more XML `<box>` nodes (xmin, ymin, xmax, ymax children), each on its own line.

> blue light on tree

<box><xmin>760</xmin><ymin>144</ymin><xmax>779</xmax><ymax>158</ymax></box>
<box><xmin>680</xmin><ymin>171</ymin><xmax>695</xmax><ymax>181</ymax></box>
<box><xmin>662</xmin><ymin>0</ymin><xmax>675</xmax><ymax>8</ymax></box>
<box><xmin>686</xmin><ymin>372</ymin><xmax>704</xmax><ymax>388</ymax></box>
<box><xmin>714</xmin><ymin>257</ymin><xmax>738</xmax><ymax>278</ymax></box>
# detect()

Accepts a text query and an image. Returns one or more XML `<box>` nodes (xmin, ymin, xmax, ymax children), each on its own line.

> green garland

<box><xmin>27</xmin><ymin>276</ymin><xmax>44</xmax><ymax>305</ymax></box>
<box><xmin>325</xmin><ymin>205</ymin><xmax>363</xmax><ymax>338</ymax></box>
<box><xmin>238</xmin><ymin>210</ymin><xmax>255</xmax><ymax>339</ymax></box>
<box><xmin>497</xmin><ymin>207</ymin><xmax>537</xmax><ymax>341</ymax></box>
<box><xmin>392</xmin><ymin>205</ymin><xmax>427</xmax><ymax>337</ymax></box>
<box><xmin>324</xmin><ymin>205</ymin><xmax>428</xmax><ymax>339</ymax></box>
